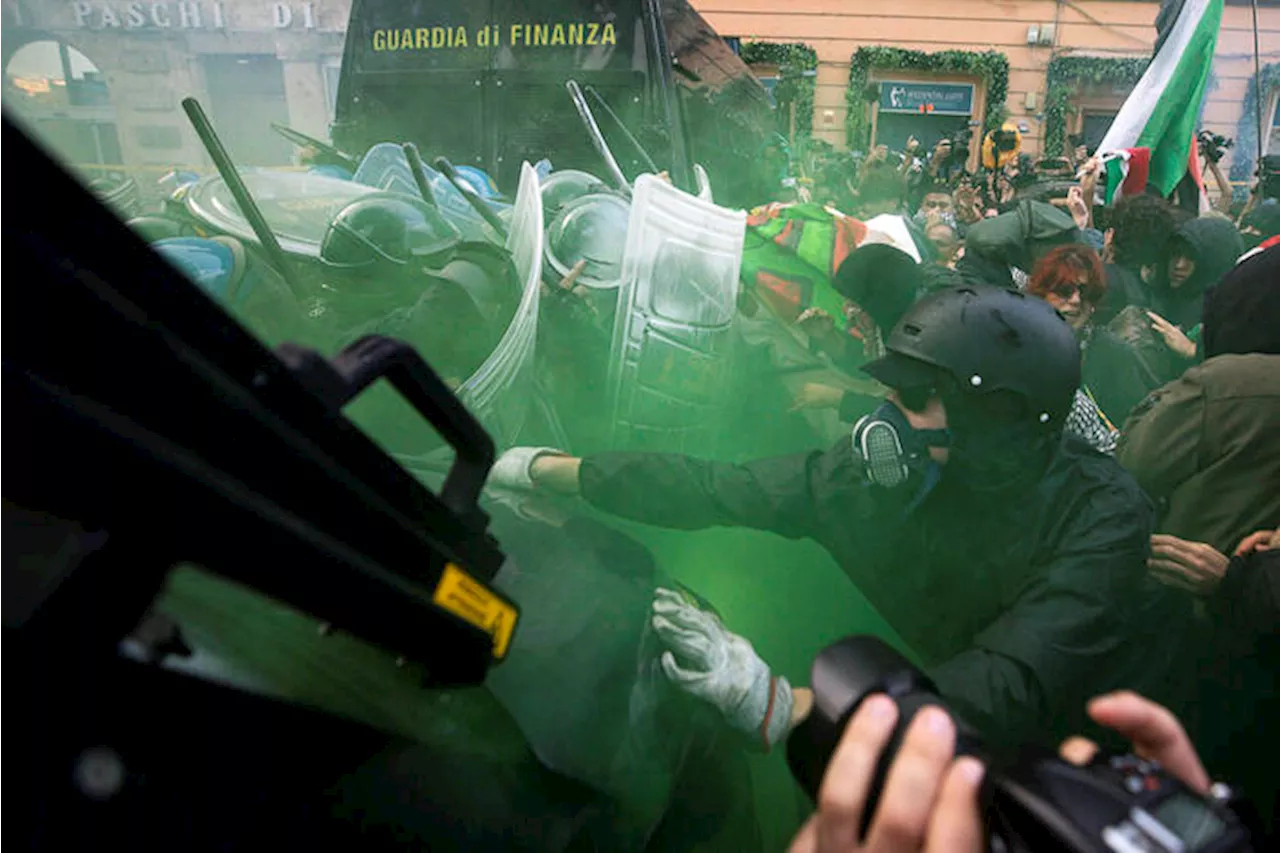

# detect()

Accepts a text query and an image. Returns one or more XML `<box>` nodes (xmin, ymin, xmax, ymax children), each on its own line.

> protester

<box><xmin>1097</xmin><ymin>193</ymin><xmax>1180</xmax><ymax>322</ymax></box>
<box><xmin>952</xmin><ymin>176</ymin><xmax>986</xmax><ymax>226</ymax></box>
<box><xmin>1147</xmin><ymin>526</ymin><xmax>1280</xmax><ymax>836</ymax></box>
<box><xmin>489</xmin><ymin>286</ymin><xmax>1193</xmax><ymax>751</ymax></box>
<box><xmin>914</xmin><ymin>180</ymin><xmax>956</xmax><ymax>222</ymax></box>
<box><xmin>1026</xmin><ymin>245</ymin><xmax>1120</xmax><ymax>454</ymax></box>
<box><xmin>826</xmin><ymin>244</ymin><xmax>923</xmax><ymax>362</ymax></box>
<box><xmin>791</xmin><ymin>244</ymin><xmax>925</xmax><ymax>418</ymax></box>
<box><xmin>923</xmin><ymin>221</ymin><xmax>962</xmax><ymax>271</ymax></box>
<box><xmin>857</xmin><ymin>163</ymin><xmax>907</xmax><ymax>218</ymax></box>
<box><xmin>1147</xmin><ymin>215</ymin><xmax>1244</xmax><ymax>334</ymax></box>
<box><xmin>1082</xmin><ymin>304</ymin><xmax>1182</xmax><ymax>429</ymax></box>
<box><xmin>1117</xmin><ymin>245</ymin><xmax>1280</xmax><ymax>555</ymax></box>
<box><xmin>1077</xmin><ymin>210</ymin><xmax>1246</xmax><ymax>425</ymax></box>
<box><xmin>957</xmin><ymin>198</ymin><xmax>1080</xmax><ymax>290</ymax></box>
<box><xmin>1239</xmin><ymin>198</ymin><xmax>1280</xmax><ymax>251</ymax></box>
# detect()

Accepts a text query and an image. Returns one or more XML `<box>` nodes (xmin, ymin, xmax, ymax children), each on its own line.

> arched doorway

<box><xmin>4</xmin><ymin>35</ymin><xmax>122</xmax><ymax>166</ymax></box>
<box><xmin>4</xmin><ymin>33</ymin><xmax>143</xmax><ymax>216</ymax></box>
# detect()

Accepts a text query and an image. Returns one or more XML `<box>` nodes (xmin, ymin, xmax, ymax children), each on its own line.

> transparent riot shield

<box><xmin>455</xmin><ymin>161</ymin><xmax>545</xmax><ymax>448</ymax></box>
<box><xmin>351</xmin><ymin>142</ymin><xmax>502</xmax><ymax>242</ymax></box>
<box><xmin>607</xmin><ymin>174</ymin><xmax>746</xmax><ymax>455</ymax></box>
<box><xmin>693</xmin><ymin>164</ymin><xmax>714</xmax><ymax>203</ymax></box>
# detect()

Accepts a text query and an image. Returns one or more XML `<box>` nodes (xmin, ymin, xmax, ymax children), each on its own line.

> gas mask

<box><xmin>851</xmin><ymin>400</ymin><xmax>950</xmax><ymax>490</ymax></box>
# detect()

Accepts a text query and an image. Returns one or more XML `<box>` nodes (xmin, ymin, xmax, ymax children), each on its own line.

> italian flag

<box><xmin>1096</xmin><ymin>0</ymin><xmax>1224</xmax><ymax>202</ymax></box>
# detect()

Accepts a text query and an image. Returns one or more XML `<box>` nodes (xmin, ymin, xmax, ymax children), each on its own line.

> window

<box><xmin>323</xmin><ymin>57</ymin><xmax>342</xmax><ymax>122</ymax></box>
<box><xmin>5</xmin><ymin>39</ymin><xmax>122</xmax><ymax>168</ymax></box>
<box><xmin>1081</xmin><ymin>111</ymin><xmax>1118</xmax><ymax>154</ymax></box>
<box><xmin>1265</xmin><ymin>90</ymin><xmax>1280</xmax><ymax>156</ymax></box>
<box><xmin>757</xmin><ymin>75</ymin><xmax>779</xmax><ymax>107</ymax></box>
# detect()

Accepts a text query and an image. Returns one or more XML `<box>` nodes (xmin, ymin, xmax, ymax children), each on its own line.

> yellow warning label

<box><xmin>432</xmin><ymin>562</ymin><xmax>518</xmax><ymax>660</ymax></box>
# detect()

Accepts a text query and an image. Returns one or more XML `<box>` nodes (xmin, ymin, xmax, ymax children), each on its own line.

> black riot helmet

<box><xmin>320</xmin><ymin>192</ymin><xmax>461</xmax><ymax>273</ymax></box>
<box><xmin>862</xmin><ymin>285</ymin><xmax>1081</xmax><ymax>430</ymax></box>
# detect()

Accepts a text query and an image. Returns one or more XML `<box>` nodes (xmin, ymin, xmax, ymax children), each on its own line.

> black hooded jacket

<box><xmin>577</xmin><ymin>434</ymin><xmax>1194</xmax><ymax>753</ymax></box>
<box><xmin>1201</xmin><ymin>244</ymin><xmax>1280</xmax><ymax>359</ymax></box>
<box><xmin>1150</xmin><ymin>216</ymin><xmax>1244</xmax><ymax>330</ymax></box>
<box><xmin>1085</xmin><ymin>219</ymin><xmax>1247</xmax><ymax>423</ymax></box>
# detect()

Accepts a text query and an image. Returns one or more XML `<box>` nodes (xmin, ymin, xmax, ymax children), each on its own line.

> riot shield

<box><xmin>606</xmin><ymin>174</ymin><xmax>745</xmax><ymax>455</ymax></box>
<box><xmin>350</xmin><ymin>142</ymin><xmax>501</xmax><ymax>242</ymax></box>
<box><xmin>182</xmin><ymin>168</ymin><xmax>380</xmax><ymax>258</ymax></box>
<box><xmin>455</xmin><ymin>161</ymin><xmax>546</xmax><ymax>448</ymax></box>
<box><xmin>693</xmin><ymin>163</ymin><xmax>714</xmax><ymax>203</ymax></box>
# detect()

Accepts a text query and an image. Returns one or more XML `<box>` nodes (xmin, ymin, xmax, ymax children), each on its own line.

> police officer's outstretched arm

<box><xmin>487</xmin><ymin>443</ymin><xmax>858</xmax><ymax>542</ymax></box>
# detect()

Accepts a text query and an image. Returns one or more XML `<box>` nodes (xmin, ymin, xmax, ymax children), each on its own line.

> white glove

<box><xmin>487</xmin><ymin>446</ymin><xmax>567</xmax><ymax>492</ymax></box>
<box><xmin>651</xmin><ymin>587</ymin><xmax>793</xmax><ymax>748</ymax></box>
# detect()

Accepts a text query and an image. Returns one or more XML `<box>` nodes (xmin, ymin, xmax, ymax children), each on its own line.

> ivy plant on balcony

<box><xmin>741</xmin><ymin>41</ymin><xmax>819</xmax><ymax>140</ymax></box>
<box><xmin>1042</xmin><ymin>55</ymin><xmax>1148</xmax><ymax>156</ymax></box>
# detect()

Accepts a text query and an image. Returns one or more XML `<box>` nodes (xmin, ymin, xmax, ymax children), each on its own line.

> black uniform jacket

<box><xmin>580</xmin><ymin>433</ymin><xmax>1195</xmax><ymax>749</ymax></box>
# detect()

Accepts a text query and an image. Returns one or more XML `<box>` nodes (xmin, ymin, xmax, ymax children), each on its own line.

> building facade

<box><xmin>3</xmin><ymin>0</ymin><xmax>1277</xmax><ymax>187</ymax></box>
<box><xmin>703</xmin><ymin>0</ymin><xmax>1280</xmax><ymax>183</ymax></box>
<box><xmin>2</xmin><ymin>0</ymin><xmax>350</xmax><ymax>173</ymax></box>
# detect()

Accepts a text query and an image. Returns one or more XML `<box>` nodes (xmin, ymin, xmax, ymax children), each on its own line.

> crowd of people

<box><xmin>488</xmin><ymin>127</ymin><xmax>1280</xmax><ymax>847</ymax></box>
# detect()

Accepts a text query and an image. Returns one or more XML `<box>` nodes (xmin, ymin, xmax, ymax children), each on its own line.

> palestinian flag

<box><xmin>1096</xmin><ymin>0</ymin><xmax>1224</xmax><ymax>201</ymax></box>
<box><xmin>1098</xmin><ymin>148</ymin><xmax>1152</xmax><ymax>205</ymax></box>
<box><xmin>740</xmin><ymin>202</ymin><xmax>867</xmax><ymax>328</ymax></box>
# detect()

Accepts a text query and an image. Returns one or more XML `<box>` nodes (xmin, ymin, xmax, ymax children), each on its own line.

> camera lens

<box><xmin>786</xmin><ymin>636</ymin><xmax>985</xmax><ymax>835</ymax></box>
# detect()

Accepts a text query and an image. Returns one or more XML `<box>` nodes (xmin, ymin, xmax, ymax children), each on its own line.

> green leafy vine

<box><xmin>1043</xmin><ymin>55</ymin><xmax>1148</xmax><ymax>156</ymax></box>
<box><xmin>740</xmin><ymin>41</ymin><xmax>819</xmax><ymax>140</ymax></box>
<box><xmin>843</xmin><ymin>47</ymin><xmax>1009</xmax><ymax>152</ymax></box>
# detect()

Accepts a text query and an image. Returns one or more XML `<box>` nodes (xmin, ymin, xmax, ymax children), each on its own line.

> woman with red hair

<box><xmin>1028</xmin><ymin>244</ymin><xmax>1119</xmax><ymax>454</ymax></box>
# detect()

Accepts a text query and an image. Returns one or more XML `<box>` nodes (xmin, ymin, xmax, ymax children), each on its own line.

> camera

<box><xmin>994</xmin><ymin>128</ymin><xmax>1020</xmax><ymax>154</ymax></box>
<box><xmin>787</xmin><ymin>636</ymin><xmax>1261</xmax><ymax>852</ymax></box>
<box><xmin>1197</xmin><ymin>131</ymin><xmax>1234</xmax><ymax>164</ymax></box>
<box><xmin>934</xmin><ymin>129</ymin><xmax>972</xmax><ymax>177</ymax></box>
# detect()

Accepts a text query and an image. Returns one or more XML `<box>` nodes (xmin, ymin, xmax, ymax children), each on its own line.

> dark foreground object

<box><xmin>4</xmin><ymin>111</ymin><xmax>760</xmax><ymax>851</ymax></box>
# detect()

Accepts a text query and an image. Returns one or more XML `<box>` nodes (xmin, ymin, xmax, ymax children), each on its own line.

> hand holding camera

<box><xmin>791</xmin><ymin>685</ymin><xmax>1227</xmax><ymax>853</ymax></box>
<box><xmin>787</xmin><ymin>637</ymin><xmax>1260</xmax><ymax>852</ymax></box>
<box><xmin>789</xmin><ymin>696</ymin><xmax>985</xmax><ymax>853</ymax></box>
<box><xmin>1197</xmin><ymin>131</ymin><xmax>1234</xmax><ymax>165</ymax></box>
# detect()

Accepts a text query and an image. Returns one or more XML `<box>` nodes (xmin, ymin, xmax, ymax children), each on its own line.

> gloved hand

<box><xmin>487</xmin><ymin>446</ymin><xmax>568</xmax><ymax>491</ymax></box>
<box><xmin>651</xmin><ymin>587</ymin><xmax>793</xmax><ymax>749</ymax></box>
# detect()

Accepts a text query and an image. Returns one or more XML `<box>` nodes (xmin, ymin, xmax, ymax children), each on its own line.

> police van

<box><xmin>331</xmin><ymin>0</ymin><xmax>778</xmax><ymax>209</ymax></box>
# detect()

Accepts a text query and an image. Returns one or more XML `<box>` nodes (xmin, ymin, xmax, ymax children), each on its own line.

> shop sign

<box><xmin>72</xmin><ymin>2</ymin><xmax>318</xmax><ymax>30</ymax></box>
<box><xmin>879</xmin><ymin>81</ymin><xmax>974</xmax><ymax>116</ymax></box>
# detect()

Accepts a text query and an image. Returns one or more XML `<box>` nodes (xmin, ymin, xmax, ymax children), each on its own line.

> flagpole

<box><xmin>1252</xmin><ymin>0</ymin><xmax>1264</xmax><ymax>170</ymax></box>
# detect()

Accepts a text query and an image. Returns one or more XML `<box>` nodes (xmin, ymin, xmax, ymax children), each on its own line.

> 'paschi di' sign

<box><xmin>371</xmin><ymin>21</ymin><xmax>618</xmax><ymax>52</ymax></box>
